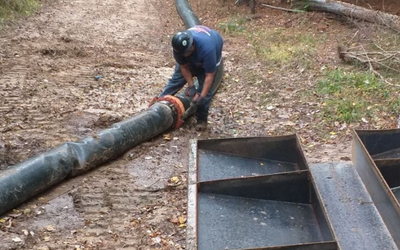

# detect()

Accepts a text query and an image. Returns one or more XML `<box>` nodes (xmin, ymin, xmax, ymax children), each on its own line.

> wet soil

<box><xmin>0</xmin><ymin>0</ymin><xmax>399</xmax><ymax>249</ymax></box>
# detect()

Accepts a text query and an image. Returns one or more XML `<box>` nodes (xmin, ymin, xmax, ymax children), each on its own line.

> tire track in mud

<box><xmin>71</xmin><ymin>171</ymin><xmax>161</xmax><ymax>249</ymax></box>
<box><xmin>64</xmin><ymin>142</ymin><xmax>188</xmax><ymax>249</ymax></box>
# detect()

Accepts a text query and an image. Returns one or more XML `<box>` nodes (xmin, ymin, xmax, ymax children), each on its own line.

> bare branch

<box><xmin>345</xmin><ymin>30</ymin><xmax>359</xmax><ymax>48</ymax></box>
<box><xmin>261</xmin><ymin>4</ymin><xmax>305</xmax><ymax>13</ymax></box>
<box><xmin>339</xmin><ymin>45</ymin><xmax>400</xmax><ymax>86</ymax></box>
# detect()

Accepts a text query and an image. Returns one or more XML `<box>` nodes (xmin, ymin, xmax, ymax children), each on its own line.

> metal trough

<box><xmin>353</xmin><ymin>129</ymin><xmax>400</xmax><ymax>248</ymax></box>
<box><xmin>356</xmin><ymin>130</ymin><xmax>400</xmax><ymax>201</ymax></box>
<box><xmin>196</xmin><ymin>136</ymin><xmax>308</xmax><ymax>182</ymax></box>
<box><xmin>188</xmin><ymin>136</ymin><xmax>337</xmax><ymax>250</ymax></box>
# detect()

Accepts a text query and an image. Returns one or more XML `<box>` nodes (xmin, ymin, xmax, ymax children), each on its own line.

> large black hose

<box><xmin>175</xmin><ymin>0</ymin><xmax>201</xmax><ymax>28</ymax></box>
<box><xmin>0</xmin><ymin>0</ymin><xmax>222</xmax><ymax>216</ymax></box>
<box><xmin>0</xmin><ymin>103</ymin><xmax>177</xmax><ymax>215</ymax></box>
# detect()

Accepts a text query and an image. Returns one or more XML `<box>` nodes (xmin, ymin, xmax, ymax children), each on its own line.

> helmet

<box><xmin>171</xmin><ymin>31</ymin><xmax>193</xmax><ymax>55</ymax></box>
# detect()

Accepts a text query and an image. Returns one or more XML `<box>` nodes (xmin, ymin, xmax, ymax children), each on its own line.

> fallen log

<box><xmin>295</xmin><ymin>0</ymin><xmax>400</xmax><ymax>31</ymax></box>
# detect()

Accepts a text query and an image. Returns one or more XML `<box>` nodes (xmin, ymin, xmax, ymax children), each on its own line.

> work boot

<box><xmin>195</xmin><ymin>120</ymin><xmax>208</xmax><ymax>131</ymax></box>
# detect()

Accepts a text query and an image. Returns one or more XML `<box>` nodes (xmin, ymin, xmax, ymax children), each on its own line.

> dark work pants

<box><xmin>159</xmin><ymin>63</ymin><xmax>222</xmax><ymax>122</ymax></box>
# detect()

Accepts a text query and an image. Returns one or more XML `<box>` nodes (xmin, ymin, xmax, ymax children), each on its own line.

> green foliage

<box><xmin>316</xmin><ymin>69</ymin><xmax>400</xmax><ymax>123</ymax></box>
<box><xmin>248</xmin><ymin>27</ymin><xmax>318</xmax><ymax>68</ymax></box>
<box><xmin>0</xmin><ymin>0</ymin><xmax>40</xmax><ymax>21</ymax></box>
<box><xmin>218</xmin><ymin>16</ymin><xmax>246</xmax><ymax>34</ymax></box>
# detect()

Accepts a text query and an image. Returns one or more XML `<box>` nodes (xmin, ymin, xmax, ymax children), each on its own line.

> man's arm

<box><xmin>180</xmin><ymin>64</ymin><xmax>194</xmax><ymax>87</ymax></box>
<box><xmin>201</xmin><ymin>72</ymin><xmax>215</xmax><ymax>98</ymax></box>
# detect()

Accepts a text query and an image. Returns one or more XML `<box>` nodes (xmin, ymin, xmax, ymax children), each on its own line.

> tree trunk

<box><xmin>296</xmin><ymin>0</ymin><xmax>400</xmax><ymax>31</ymax></box>
<box><xmin>250</xmin><ymin>0</ymin><xmax>256</xmax><ymax>14</ymax></box>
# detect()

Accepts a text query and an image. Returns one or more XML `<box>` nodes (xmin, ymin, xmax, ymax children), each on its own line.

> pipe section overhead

<box><xmin>175</xmin><ymin>0</ymin><xmax>201</xmax><ymax>28</ymax></box>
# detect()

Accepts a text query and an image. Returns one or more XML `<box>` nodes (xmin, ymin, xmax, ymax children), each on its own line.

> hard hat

<box><xmin>171</xmin><ymin>31</ymin><xmax>193</xmax><ymax>55</ymax></box>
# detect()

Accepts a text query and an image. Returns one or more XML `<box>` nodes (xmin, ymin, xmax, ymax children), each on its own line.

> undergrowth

<box><xmin>316</xmin><ymin>68</ymin><xmax>400</xmax><ymax>124</ymax></box>
<box><xmin>248</xmin><ymin>27</ymin><xmax>318</xmax><ymax>69</ymax></box>
<box><xmin>0</xmin><ymin>0</ymin><xmax>40</xmax><ymax>22</ymax></box>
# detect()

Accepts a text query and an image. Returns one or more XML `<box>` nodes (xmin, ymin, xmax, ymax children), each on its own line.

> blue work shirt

<box><xmin>173</xmin><ymin>25</ymin><xmax>223</xmax><ymax>74</ymax></box>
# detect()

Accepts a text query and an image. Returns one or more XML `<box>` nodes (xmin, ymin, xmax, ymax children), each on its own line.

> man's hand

<box><xmin>185</xmin><ymin>85</ymin><xmax>197</xmax><ymax>97</ymax></box>
<box><xmin>182</xmin><ymin>94</ymin><xmax>205</xmax><ymax>120</ymax></box>
<box><xmin>192</xmin><ymin>94</ymin><xmax>205</xmax><ymax>107</ymax></box>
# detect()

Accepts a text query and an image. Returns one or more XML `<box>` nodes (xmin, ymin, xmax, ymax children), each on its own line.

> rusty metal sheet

<box><xmin>355</xmin><ymin>129</ymin><xmax>400</xmax><ymax>158</ymax></box>
<box><xmin>196</xmin><ymin>170</ymin><xmax>335</xmax><ymax>250</ymax></box>
<box><xmin>373</xmin><ymin>148</ymin><xmax>400</xmax><ymax>159</ymax></box>
<box><xmin>391</xmin><ymin>187</ymin><xmax>400</xmax><ymax>201</ymax></box>
<box><xmin>197</xmin><ymin>136</ymin><xmax>308</xmax><ymax>170</ymax></box>
<box><xmin>198</xmin><ymin>149</ymin><xmax>299</xmax><ymax>182</ymax></box>
<box><xmin>197</xmin><ymin>192</ymin><xmax>333</xmax><ymax>250</ymax></box>
<box><xmin>375</xmin><ymin>159</ymin><xmax>400</xmax><ymax>188</ymax></box>
<box><xmin>198</xmin><ymin>172</ymin><xmax>311</xmax><ymax>204</ymax></box>
<box><xmin>235</xmin><ymin>241</ymin><xmax>338</xmax><ymax>250</ymax></box>
<box><xmin>310</xmin><ymin>162</ymin><xmax>398</xmax><ymax>250</ymax></box>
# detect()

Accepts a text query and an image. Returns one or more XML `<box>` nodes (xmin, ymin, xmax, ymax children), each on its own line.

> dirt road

<box><xmin>0</xmin><ymin>0</ymin><xmax>192</xmax><ymax>249</ymax></box>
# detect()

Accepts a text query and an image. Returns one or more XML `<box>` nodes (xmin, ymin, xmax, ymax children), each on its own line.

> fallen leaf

<box><xmin>170</xmin><ymin>176</ymin><xmax>179</xmax><ymax>183</ymax></box>
<box><xmin>163</xmin><ymin>134</ymin><xmax>171</xmax><ymax>141</ymax></box>
<box><xmin>178</xmin><ymin>216</ymin><xmax>186</xmax><ymax>224</ymax></box>
<box><xmin>12</xmin><ymin>237</ymin><xmax>22</xmax><ymax>242</ymax></box>
<box><xmin>46</xmin><ymin>225</ymin><xmax>56</xmax><ymax>232</ymax></box>
<box><xmin>5</xmin><ymin>218</ymin><xmax>12</xmax><ymax>228</ymax></box>
<box><xmin>284</xmin><ymin>121</ymin><xmax>296</xmax><ymax>126</ymax></box>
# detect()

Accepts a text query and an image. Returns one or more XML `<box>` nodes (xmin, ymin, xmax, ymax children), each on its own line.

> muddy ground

<box><xmin>0</xmin><ymin>0</ymin><xmax>399</xmax><ymax>249</ymax></box>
